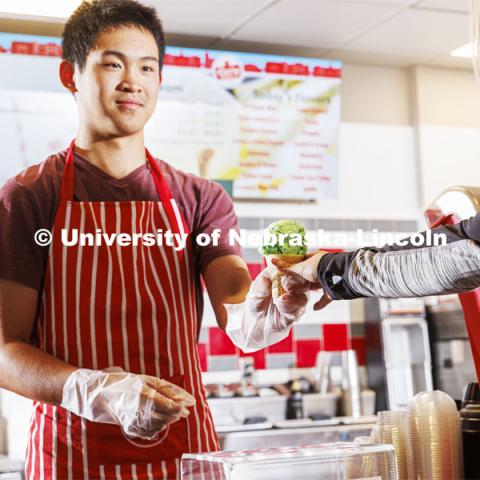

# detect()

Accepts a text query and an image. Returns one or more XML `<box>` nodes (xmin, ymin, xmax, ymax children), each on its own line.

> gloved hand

<box><xmin>272</xmin><ymin>251</ymin><xmax>332</xmax><ymax>311</ymax></box>
<box><xmin>225</xmin><ymin>267</ymin><xmax>309</xmax><ymax>353</ymax></box>
<box><xmin>60</xmin><ymin>367</ymin><xmax>196</xmax><ymax>440</ymax></box>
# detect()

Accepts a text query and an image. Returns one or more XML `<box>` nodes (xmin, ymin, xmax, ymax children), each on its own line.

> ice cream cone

<box><xmin>266</xmin><ymin>254</ymin><xmax>305</xmax><ymax>299</ymax></box>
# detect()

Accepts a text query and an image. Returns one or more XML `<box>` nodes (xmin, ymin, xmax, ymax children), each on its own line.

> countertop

<box><xmin>0</xmin><ymin>455</ymin><xmax>24</xmax><ymax>474</ymax></box>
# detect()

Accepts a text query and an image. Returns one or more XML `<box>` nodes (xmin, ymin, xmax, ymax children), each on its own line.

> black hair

<box><xmin>62</xmin><ymin>0</ymin><xmax>165</xmax><ymax>71</ymax></box>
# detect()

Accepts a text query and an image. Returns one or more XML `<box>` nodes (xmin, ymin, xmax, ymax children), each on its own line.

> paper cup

<box><xmin>266</xmin><ymin>254</ymin><xmax>305</xmax><ymax>299</ymax></box>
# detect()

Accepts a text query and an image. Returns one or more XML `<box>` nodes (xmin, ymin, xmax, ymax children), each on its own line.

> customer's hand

<box><xmin>60</xmin><ymin>367</ymin><xmax>195</xmax><ymax>440</ymax></box>
<box><xmin>272</xmin><ymin>251</ymin><xmax>333</xmax><ymax>311</ymax></box>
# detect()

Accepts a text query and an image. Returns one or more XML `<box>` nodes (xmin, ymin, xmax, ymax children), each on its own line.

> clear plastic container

<box><xmin>181</xmin><ymin>442</ymin><xmax>398</xmax><ymax>480</ymax></box>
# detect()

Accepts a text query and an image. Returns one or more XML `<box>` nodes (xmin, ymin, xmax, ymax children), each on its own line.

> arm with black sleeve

<box><xmin>316</xmin><ymin>213</ymin><xmax>480</xmax><ymax>300</ymax></box>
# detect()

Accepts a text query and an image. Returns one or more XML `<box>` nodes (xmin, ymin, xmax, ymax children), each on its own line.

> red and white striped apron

<box><xmin>25</xmin><ymin>141</ymin><xmax>219</xmax><ymax>479</ymax></box>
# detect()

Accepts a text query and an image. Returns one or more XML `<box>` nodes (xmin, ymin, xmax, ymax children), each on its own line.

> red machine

<box><xmin>425</xmin><ymin>186</ymin><xmax>480</xmax><ymax>379</ymax></box>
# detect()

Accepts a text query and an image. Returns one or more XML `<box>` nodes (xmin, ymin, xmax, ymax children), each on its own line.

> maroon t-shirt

<box><xmin>0</xmin><ymin>149</ymin><xmax>242</xmax><ymax>327</ymax></box>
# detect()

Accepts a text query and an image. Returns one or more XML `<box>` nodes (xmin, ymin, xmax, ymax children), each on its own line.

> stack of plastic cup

<box><xmin>371</xmin><ymin>411</ymin><xmax>408</xmax><ymax>480</ymax></box>
<box><xmin>406</xmin><ymin>390</ymin><xmax>463</xmax><ymax>480</ymax></box>
<box><xmin>344</xmin><ymin>441</ymin><xmax>398</xmax><ymax>479</ymax></box>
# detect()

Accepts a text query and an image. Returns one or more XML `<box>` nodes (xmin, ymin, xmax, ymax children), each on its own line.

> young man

<box><xmin>0</xmin><ymin>1</ymin><xmax>309</xmax><ymax>478</ymax></box>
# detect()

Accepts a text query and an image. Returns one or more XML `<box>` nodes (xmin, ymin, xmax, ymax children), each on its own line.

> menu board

<box><xmin>0</xmin><ymin>34</ymin><xmax>342</xmax><ymax>200</ymax></box>
<box><xmin>149</xmin><ymin>47</ymin><xmax>342</xmax><ymax>200</ymax></box>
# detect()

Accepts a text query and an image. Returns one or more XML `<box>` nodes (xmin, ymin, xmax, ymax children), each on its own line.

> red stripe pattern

<box><xmin>25</xmin><ymin>144</ymin><xmax>218</xmax><ymax>479</ymax></box>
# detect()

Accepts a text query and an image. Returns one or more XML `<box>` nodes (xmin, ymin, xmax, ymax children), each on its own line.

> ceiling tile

<box><xmin>228</xmin><ymin>0</ymin><xmax>400</xmax><ymax>50</ymax></box>
<box><xmin>428</xmin><ymin>54</ymin><xmax>475</xmax><ymax>68</ymax></box>
<box><xmin>417</xmin><ymin>0</ymin><xmax>469</xmax><ymax>13</ymax></box>
<box><xmin>144</xmin><ymin>0</ymin><xmax>271</xmax><ymax>36</ymax></box>
<box><xmin>114</xmin><ymin>0</ymin><xmax>471</xmax><ymax>68</ymax></box>
<box><xmin>348</xmin><ymin>8</ymin><xmax>469</xmax><ymax>56</ymax></box>
<box><xmin>165</xmin><ymin>33</ymin><xmax>216</xmax><ymax>49</ymax></box>
<box><xmin>334</xmin><ymin>0</ymin><xmax>416</xmax><ymax>5</ymax></box>
<box><xmin>325</xmin><ymin>48</ymin><xmax>436</xmax><ymax>67</ymax></box>
<box><xmin>212</xmin><ymin>37</ymin><xmax>329</xmax><ymax>58</ymax></box>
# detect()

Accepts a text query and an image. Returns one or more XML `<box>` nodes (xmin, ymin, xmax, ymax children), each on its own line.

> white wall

<box><xmin>418</xmin><ymin>125</ymin><xmax>480</xmax><ymax>205</ymax></box>
<box><xmin>0</xmin><ymin>391</ymin><xmax>31</xmax><ymax>460</ymax></box>
<box><xmin>413</xmin><ymin>66</ymin><xmax>480</xmax><ymax>206</ymax></box>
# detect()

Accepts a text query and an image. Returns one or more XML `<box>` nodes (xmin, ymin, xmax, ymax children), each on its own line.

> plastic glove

<box><xmin>225</xmin><ymin>267</ymin><xmax>309</xmax><ymax>353</ymax></box>
<box><xmin>272</xmin><ymin>251</ymin><xmax>333</xmax><ymax>311</ymax></box>
<box><xmin>60</xmin><ymin>367</ymin><xmax>196</xmax><ymax>440</ymax></box>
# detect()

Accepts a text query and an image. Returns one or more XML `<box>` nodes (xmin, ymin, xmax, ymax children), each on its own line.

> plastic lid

<box><xmin>182</xmin><ymin>442</ymin><xmax>395</xmax><ymax>466</ymax></box>
<box><xmin>407</xmin><ymin>390</ymin><xmax>458</xmax><ymax>417</ymax></box>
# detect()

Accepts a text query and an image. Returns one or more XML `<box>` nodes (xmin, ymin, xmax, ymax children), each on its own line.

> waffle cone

<box><xmin>266</xmin><ymin>254</ymin><xmax>305</xmax><ymax>299</ymax></box>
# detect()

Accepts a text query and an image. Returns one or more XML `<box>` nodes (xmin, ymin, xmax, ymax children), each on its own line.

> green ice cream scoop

<box><xmin>259</xmin><ymin>219</ymin><xmax>308</xmax><ymax>256</ymax></box>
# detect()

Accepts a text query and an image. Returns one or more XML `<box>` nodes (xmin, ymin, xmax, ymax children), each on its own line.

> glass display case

<box><xmin>181</xmin><ymin>442</ymin><xmax>397</xmax><ymax>480</ymax></box>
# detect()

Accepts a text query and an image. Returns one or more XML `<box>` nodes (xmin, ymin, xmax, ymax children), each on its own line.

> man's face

<box><xmin>74</xmin><ymin>26</ymin><xmax>161</xmax><ymax>138</ymax></box>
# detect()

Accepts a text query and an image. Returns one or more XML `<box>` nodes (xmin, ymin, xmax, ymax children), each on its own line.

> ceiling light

<box><xmin>0</xmin><ymin>0</ymin><xmax>82</xmax><ymax>20</ymax></box>
<box><xmin>451</xmin><ymin>42</ymin><xmax>474</xmax><ymax>58</ymax></box>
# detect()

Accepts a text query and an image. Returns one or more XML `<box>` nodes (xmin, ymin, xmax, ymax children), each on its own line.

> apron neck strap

<box><xmin>145</xmin><ymin>147</ymin><xmax>173</xmax><ymax>204</ymax></box>
<box><xmin>59</xmin><ymin>140</ymin><xmax>173</xmax><ymax>203</ymax></box>
<box><xmin>59</xmin><ymin>140</ymin><xmax>76</xmax><ymax>202</ymax></box>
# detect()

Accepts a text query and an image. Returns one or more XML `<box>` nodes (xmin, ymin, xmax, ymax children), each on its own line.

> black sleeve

<box><xmin>317</xmin><ymin>213</ymin><xmax>480</xmax><ymax>300</ymax></box>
